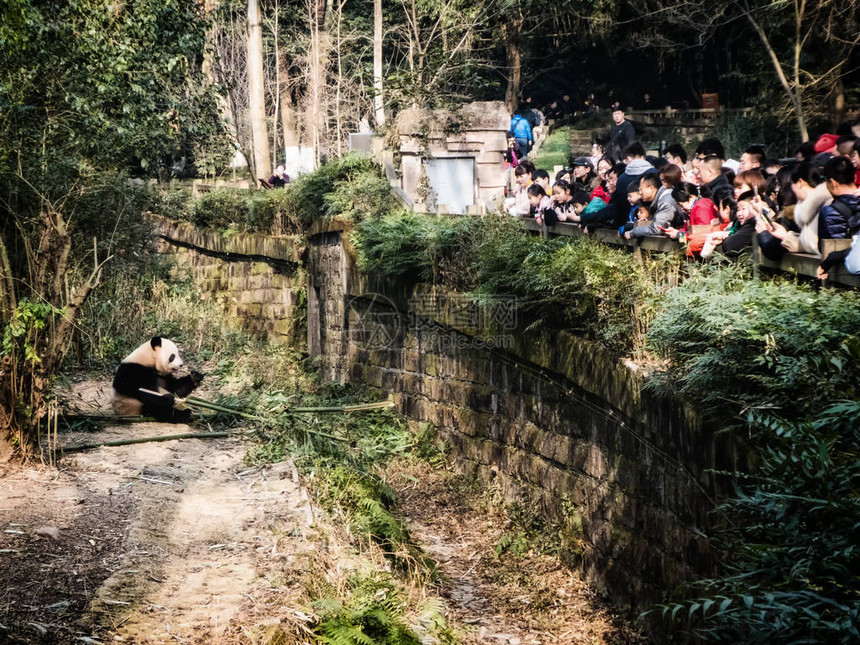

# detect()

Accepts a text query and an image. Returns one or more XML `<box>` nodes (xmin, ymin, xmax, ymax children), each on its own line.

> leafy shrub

<box><xmin>353</xmin><ymin>214</ymin><xmax>436</xmax><ymax>281</ymax></box>
<box><xmin>354</xmin><ymin>213</ymin><xmax>662</xmax><ymax>353</ymax></box>
<box><xmin>190</xmin><ymin>188</ymin><xmax>249</xmax><ymax>229</ymax></box>
<box><xmin>647</xmin><ymin>261</ymin><xmax>860</xmax><ymax>416</ymax></box>
<box><xmin>657</xmin><ymin>403</ymin><xmax>860</xmax><ymax>643</ymax></box>
<box><xmin>504</xmin><ymin>234</ymin><xmax>658</xmax><ymax>351</ymax></box>
<box><xmin>245</xmin><ymin>189</ymin><xmax>301</xmax><ymax>234</ymax></box>
<box><xmin>146</xmin><ymin>187</ymin><xmax>193</xmax><ymax>222</ymax></box>
<box><xmin>475</xmin><ymin>216</ymin><xmax>545</xmax><ymax>295</ymax></box>
<box><xmin>145</xmin><ymin>154</ymin><xmax>394</xmax><ymax>233</ymax></box>
<box><xmin>288</xmin><ymin>153</ymin><xmax>397</xmax><ymax>229</ymax></box>
<box><xmin>322</xmin><ymin>166</ymin><xmax>397</xmax><ymax>222</ymax></box>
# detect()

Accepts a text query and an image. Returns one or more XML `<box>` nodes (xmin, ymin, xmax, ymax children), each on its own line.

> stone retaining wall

<box><xmin>151</xmin><ymin>216</ymin><xmax>306</xmax><ymax>345</ymax></box>
<box><xmin>153</xmin><ymin>214</ymin><xmax>739</xmax><ymax>618</ymax></box>
<box><xmin>306</xmin><ymin>221</ymin><xmax>741</xmax><ymax>616</ymax></box>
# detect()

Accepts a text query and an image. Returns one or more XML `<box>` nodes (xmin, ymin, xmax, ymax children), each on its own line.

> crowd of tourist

<box><xmin>504</xmin><ymin>106</ymin><xmax>860</xmax><ymax>278</ymax></box>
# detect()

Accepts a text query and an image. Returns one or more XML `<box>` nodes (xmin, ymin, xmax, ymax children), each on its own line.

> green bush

<box><xmin>647</xmin><ymin>261</ymin><xmax>860</xmax><ymax>416</ymax></box>
<box><xmin>353</xmin><ymin>213</ymin><xmax>664</xmax><ymax>354</ymax></box>
<box><xmin>313</xmin><ymin>573</ymin><xmax>452</xmax><ymax>645</ymax></box>
<box><xmin>190</xmin><ymin>188</ymin><xmax>249</xmax><ymax>229</ymax></box>
<box><xmin>658</xmin><ymin>403</ymin><xmax>860</xmax><ymax>643</ymax></box>
<box><xmin>353</xmin><ymin>214</ymin><xmax>437</xmax><ymax>282</ymax></box>
<box><xmin>245</xmin><ymin>190</ymin><xmax>301</xmax><ymax>234</ymax></box>
<box><xmin>322</xmin><ymin>166</ymin><xmax>397</xmax><ymax>222</ymax></box>
<box><xmin>287</xmin><ymin>154</ymin><xmax>397</xmax><ymax>229</ymax></box>
<box><xmin>147</xmin><ymin>187</ymin><xmax>193</xmax><ymax>222</ymax></box>
<box><xmin>475</xmin><ymin>216</ymin><xmax>545</xmax><ymax>295</ymax></box>
<box><xmin>517</xmin><ymin>237</ymin><xmax>659</xmax><ymax>352</ymax></box>
<box><xmin>145</xmin><ymin>155</ymin><xmax>395</xmax><ymax>233</ymax></box>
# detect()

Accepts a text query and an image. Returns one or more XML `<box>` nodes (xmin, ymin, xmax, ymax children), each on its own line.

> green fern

<box><xmin>651</xmin><ymin>403</ymin><xmax>860</xmax><ymax>642</ymax></box>
<box><xmin>313</xmin><ymin>574</ymin><xmax>424</xmax><ymax>645</ymax></box>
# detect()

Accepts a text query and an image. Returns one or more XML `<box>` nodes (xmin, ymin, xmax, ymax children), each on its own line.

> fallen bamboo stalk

<box><xmin>288</xmin><ymin>401</ymin><xmax>395</xmax><ymax>413</ymax></box>
<box><xmin>184</xmin><ymin>396</ymin><xmax>394</xmax><ymax>416</ymax></box>
<box><xmin>59</xmin><ymin>414</ymin><xmax>157</xmax><ymax>424</ymax></box>
<box><xmin>61</xmin><ymin>431</ymin><xmax>239</xmax><ymax>453</ymax></box>
<box><xmin>59</xmin><ymin>396</ymin><xmax>395</xmax><ymax>454</ymax></box>
<box><xmin>183</xmin><ymin>396</ymin><xmax>269</xmax><ymax>421</ymax></box>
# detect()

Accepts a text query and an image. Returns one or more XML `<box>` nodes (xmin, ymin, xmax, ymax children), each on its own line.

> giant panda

<box><xmin>112</xmin><ymin>336</ymin><xmax>203</xmax><ymax>423</ymax></box>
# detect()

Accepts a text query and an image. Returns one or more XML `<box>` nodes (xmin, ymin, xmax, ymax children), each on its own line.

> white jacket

<box><xmin>794</xmin><ymin>182</ymin><xmax>831</xmax><ymax>257</ymax></box>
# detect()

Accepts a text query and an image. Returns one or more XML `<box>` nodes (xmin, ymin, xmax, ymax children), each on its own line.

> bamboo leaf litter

<box><xmin>59</xmin><ymin>396</ymin><xmax>395</xmax><ymax>453</ymax></box>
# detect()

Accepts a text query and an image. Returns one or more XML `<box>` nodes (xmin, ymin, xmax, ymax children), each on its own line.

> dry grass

<box><xmin>385</xmin><ymin>457</ymin><xmax>648</xmax><ymax>644</ymax></box>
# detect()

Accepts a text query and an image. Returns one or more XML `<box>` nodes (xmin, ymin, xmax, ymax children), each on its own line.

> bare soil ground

<box><xmin>0</xmin><ymin>382</ymin><xmax>320</xmax><ymax>644</ymax></box>
<box><xmin>388</xmin><ymin>460</ymin><xmax>647</xmax><ymax>645</ymax></box>
<box><xmin>0</xmin><ymin>381</ymin><xmax>645</xmax><ymax>644</ymax></box>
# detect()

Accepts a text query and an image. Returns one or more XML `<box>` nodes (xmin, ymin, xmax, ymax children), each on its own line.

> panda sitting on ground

<box><xmin>112</xmin><ymin>336</ymin><xmax>203</xmax><ymax>423</ymax></box>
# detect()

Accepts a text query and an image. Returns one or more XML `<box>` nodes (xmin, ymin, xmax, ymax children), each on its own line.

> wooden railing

<box><xmin>521</xmin><ymin>218</ymin><xmax>860</xmax><ymax>288</ymax></box>
<box><xmin>626</xmin><ymin>107</ymin><xmax>755</xmax><ymax>124</ymax></box>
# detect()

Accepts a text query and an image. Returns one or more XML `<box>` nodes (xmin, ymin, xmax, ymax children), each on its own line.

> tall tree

<box><xmin>374</xmin><ymin>0</ymin><xmax>386</xmax><ymax>126</ymax></box>
<box><xmin>0</xmin><ymin>0</ymin><xmax>226</xmax><ymax>458</ymax></box>
<box><xmin>247</xmin><ymin>0</ymin><xmax>272</xmax><ymax>180</ymax></box>
<box><xmin>629</xmin><ymin>0</ymin><xmax>860</xmax><ymax>141</ymax></box>
<box><xmin>737</xmin><ymin>0</ymin><xmax>860</xmax><ymax>141</ymax></box>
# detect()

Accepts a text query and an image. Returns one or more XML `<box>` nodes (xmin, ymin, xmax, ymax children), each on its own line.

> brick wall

<box><xmin>152</xmin><ymin>217</ymin><xmax>306</xmax><ymax>345</ymax></box>
<box><xmin>307</xmin><ymin>223</ymin><xmax>741</xmax><ymax>615</ymax></box>
<box><xmin>155</xmin><ymin>215</ymin><xmax>740</xmax><ymax>616</ymax></box>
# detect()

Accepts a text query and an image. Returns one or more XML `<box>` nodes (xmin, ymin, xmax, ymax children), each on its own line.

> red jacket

<box><xmin>689</xmin><ymin>198</ymin><xmax>717</xmax><ymax>226</ymax></box>
<box><xmin>590</xmin><ymin>185</ymin><xmax>610</xmax><ymax>205</ymax></box>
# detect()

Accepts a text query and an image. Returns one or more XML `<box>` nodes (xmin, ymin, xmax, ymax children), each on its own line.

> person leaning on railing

<box><xmin>817</xmin><ymin>156</ymin><xmax>860</xmax><ymax>280</ymax></box>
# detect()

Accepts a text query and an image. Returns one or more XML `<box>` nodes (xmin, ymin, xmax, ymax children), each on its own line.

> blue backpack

<box><xmin>511</xmin><ymin>114</ymin><xmax>531</xmax><ymax>141</ymax></box>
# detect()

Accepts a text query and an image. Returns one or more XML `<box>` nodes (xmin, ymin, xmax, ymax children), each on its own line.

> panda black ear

<box><xmin>150</xmin><ymin>336</ymin><xmax>162</xmax><ymax>350</ymax></box>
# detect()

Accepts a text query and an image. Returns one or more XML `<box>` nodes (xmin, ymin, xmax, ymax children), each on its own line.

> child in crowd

<box><xmin>672</xmin><ymin>182</ymin><xmax>716</xmax><ymax>226</ymax></box>
<box><xmin>527</xmin><ymin>184</ymin><xmax>559</xmax><ymax>226</ymax></box>
<box><xmin>551</xmin><ymin>181</ymin><xmax>574</xmax><ymax>221</ymax></box>
<box><xmin>618</xmin><ymin>181</ymin><xmax>646</xmax><ymax>235</ymax></box>
<box><xmin>567</xmin><ymin>191</ymin><xmax>591</xmax><ymax>223</ymax></box>
<box><xmin>686</xmin><ymin>186</ymin><xmax>735</xmax><ymax>257</ymax></box>
<box><xmin>504</xmin><ymin>131</ymin><xmax>523</xmax><ymax>169</ymax></box>
<box><xmin>533</xmin><ymin>169</ymin><xmax>551</xmax><ymax>193</ymax></box>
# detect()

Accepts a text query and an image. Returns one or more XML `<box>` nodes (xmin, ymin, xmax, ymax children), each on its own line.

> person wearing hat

<box><xmin>572</xmin><ymin>156</ymin><xmax>599</xmax><ymax>193</ymax></box>
<box><xmin>814</xmin><ymin>133</ymin><xmax>838</xmax><ymax>155</ymax></box>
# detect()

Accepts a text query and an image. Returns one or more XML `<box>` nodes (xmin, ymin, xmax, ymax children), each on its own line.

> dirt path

<box><xmin>0</xmin><ymin>413</ymin><xmax>318</xmax><ymax>644</ymax></box>
<box><xmin>389</xmin><ymin>461</ymin><xmax>646</xmax><ymax>645</ymax></box>
<box><xmin>0</xmin><ymin>382</ymin><xmax>645</xmax><ymax>645</ymax></box>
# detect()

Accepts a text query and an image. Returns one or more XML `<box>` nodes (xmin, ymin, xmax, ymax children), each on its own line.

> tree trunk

<box><xmin>373</xmin><ymin>0</ymin><xmax>385</xmax><ymax>127</ymax></box>
<box><xmin>247</xmin><ymin>0</ymin><xmax>271</xmax><ymax>182</ymax></box>
<box><xmin>335</xmin><ymin>0</ymin><xmax>344</xmax><ymax>155</ymax></box>
<box><xmin>831</xmin><ymin>77</ymin><xmax>846</xmax><ymax>131</ymax></box>
<box><xmin>304</xmin><ymin>0</ymin><xmax>326</xmax><ymax>166</ymax></box>
<box><xmin>271</xmin><ymin>0</ymin><xmax>281</xmax><ymax>170</ymax></box>
<box><xmin>280</xmin><ymin>59</ymin><xmax>298</xmax><ymax>148</ymax></box>
<box><xmin>0</xmin><ymin>235</ymin><xmax>16</xmax><ymax>321</ymax></box>
<box><xmin>743</xmin><ymin>6</ymin><xmax>809</xmax><ymax>142</ymax></box>
<box><xmin>503</xmin><ymin>16</ymin><xmax>523</xmax><ymax>114</ymax></box>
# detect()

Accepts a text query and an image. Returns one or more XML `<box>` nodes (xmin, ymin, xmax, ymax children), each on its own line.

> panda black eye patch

<box><xmin>169</xmin><ymin>354</ymin><xmax>176</xmax><ymax>363</ymax></box>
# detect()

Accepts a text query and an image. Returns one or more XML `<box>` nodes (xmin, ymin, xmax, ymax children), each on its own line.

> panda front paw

<box><xmin>190</xmin><ymin>370</ymin><xmax>204</xmax><ymax>385</ymax></box>
<box><xmin>171</xmin><ymin>408</ymin><xmax>193</xmax><ymax>424</ymax></box>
